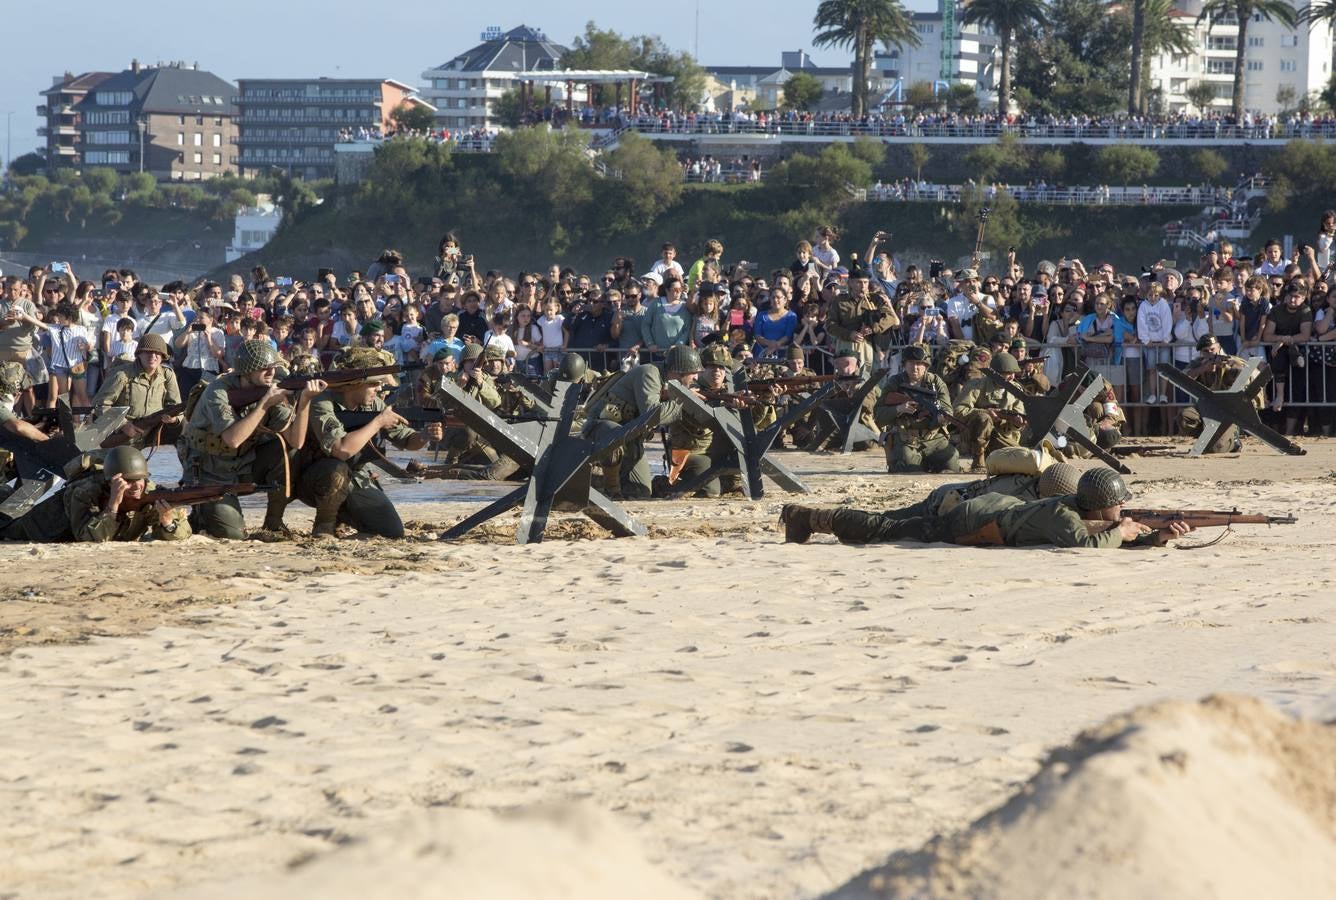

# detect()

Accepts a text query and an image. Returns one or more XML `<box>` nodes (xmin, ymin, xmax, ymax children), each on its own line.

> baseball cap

<box><xmin>640</xmin><ymin>271</ymin><xmax>663</xmax><ymax>285</ymax></box>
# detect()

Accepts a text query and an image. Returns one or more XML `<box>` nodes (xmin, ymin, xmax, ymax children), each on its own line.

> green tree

<box><xmin>908</xmin><ymin>142</ymin><xmax>930</xmax><ymax>180</ymax></box>
<box><xmin>961</xmin><ymin>0</ymin><xmax>1048</xmax><ymax>112</ymax></box>
<box><xmin>1197</xmin><ymin>0</ymin><xmax>1298</xmax><ymax>120</ymax></box>
<box><xmin>1013</xmin><ymin>0</ymin><xmax>1130</xmax><ymax>117</ymax></box>
<box><xmin>767</xmin><ymin>143</ymin><xmax>876</xmax><ymax>210</ymax></box>
<box><xmin>1128</xmin><ymin>0</ymin><xmax>1195</xmax><ymax>113</ymax></box>
<box><xmin>1322</xmin><ymin>73</ymin><xmax>1336</xmax><ymax>113</ymax></box>
<box><xmin>490</xmin><ymin>88</ymin><xmax>525</xmax><ymax>127</ymax></box>
<box><xmin>1037</xmin><ymin>148</ymin><xmax>1067</xmax><ymax>182</ymax></box>
<box><xmin>597</xmin><ymin>133</ymin><xmax>684</xmax><ymax>234</ymax></box>
<box><xmin>390</xmin><ymin>101</ymin><xmax>436</xmax><ymax>132</ymax></box>
<box><xmin>1275</xmin><ymin>84</ymin><xmax>1298</xmax><ymax>112</ymax></box>
<box><xmin>1261</xmin><ymin>139</ymin><xmax>1336</xmax><ymax>211</ymax></box>
<box><xmin>81</xmin><ymin>167</ymin><xmax>118</xmax><ymax>195</ymax></box>
<box><xmin>783</xmin><ymin>71</ymin><xmax>824</xmax><ymax>110</ymax></box>
<box><xmin>562</xmin><ymin>22</ymin><xmax>707</xmax><ymax>110</ymax></box>
<box><xmin>957</xmin><ymin>187</ymin><xmax>1023</xmax><ymax>258</ymax></box>
<box><xmin>945</xmin><ymin>83</ymin><xmax>981</xmax><ymax>114</ymax></box>
<box><xmin>1095</xmin><ymin>144</ymin><xmax>1160</xmax><ymax>184</ymax></box>
<box><xmin>812</xmin><ymin>0</ymin><xmax>921</xmax><ymax>117</ymax></box>
<box><xmin>965</xmin><ymin>133</ymin><xmax>1027</xmax><ymax>183</ymax></box>
<box><xmin>6</xmin><ymin>152</ymin><xmax>44</xmax><ymax>177</ymax></box>
<box><xmin>1184</xmin><ymin>81</ymin><xmax>1217</xmax><ymax>113</ymax></box>
<box><xmin>1189</xmin><ymin>148</ymin><xmax>1229</xmax><ymax>184</ymax></box>
<box><xmin>0</xmin><ymin>220</ymin><xmax>28</xmax><ymax>248</ymax></box>
<box><xmin>905</xmin><ymin>80</ymin><xmax>939</xmax><ymax>112</ymax></box>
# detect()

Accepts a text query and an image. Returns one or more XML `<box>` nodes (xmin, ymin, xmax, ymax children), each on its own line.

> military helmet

<box><xmin>1076</xmin><ymin>467</ymin><xmax>1133</xmax><ymax>511</ymax></box>
<box><xmin>288</xmin><ymin>353</ymin><xmax>321</xmax><ymax>376</ymax></box>
<box><xmin>665</xmin><ymin>344</ymin><xmax>702</xmax><ymax>374</ymax></box>
<box><xmin>557</xmin><ymin>352</ymin><xmax>588</xmax><ymax>381</ymax></box>
<box><xmin>331</xmin><ymin>346</ymin><xmax>397</xmax><ymax>385</ymax></box>
<box><xmin>990</xmin><ymin>351</ymin><xmax>1020</xmax><ymax>374</ymax></box>
<box><xmin>0</xmin><ymin>361</ymin><xmax>24</xmax><ymax>394</ymax></box>
<box><xmin>700</xmin><ymin>344</ymin><xmax>731</xmax><ymax>368</ymax></box>
<box><xmin>786</xmin><ymin>345</ymin><xmax>805</xmax><ymax>361</ymax></box>
<box><xmin>102</xmin><ymin>445</ymin><xmax>149</xmax><ymax>482</ymax></box>
<box><xmin>901</xmin><ymin>344</ymin><xmax>928</xmax><ymax>363</ymax></box>
<box><xmin>137</xmin><ymin>333</ymin><xmax>170</xmax><ymax>359</ymax></box>
<box><xmin>1037</xmin><ymin>462</ymin><xmax>1081</xmax><ymax>498</ymax></box>
<box><xmin>461</xmin><ymin>343</ymin><xmax>484</xmax><ymax>363</ymax></box>
<box><xmin>234</xmin><ymin>339</ymin><xmax>280</xmax><ymax>375</ymax></box>
<box><xmin>482</xmin><ymin>343</ymin><xmax>507</xmax><ymax>362</ymax></box>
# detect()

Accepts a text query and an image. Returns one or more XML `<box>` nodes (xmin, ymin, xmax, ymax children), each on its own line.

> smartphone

<box><xmin>104</xmin><ymin>280</ymin><xmax>121</xmax><ymax>292</ymax></box>
<box><xmin>929</xmin><ymin>260</ymin><xmax>943</xmax><ymax>279</ymax></box>
<box><xmin>50</xmin><ymin>262</ymin><xmax>68</xmax><ymax>274</ymax></box>
<box><xmin>276</xmin><ymin>277</ymin><xmax>294</xmax><ymax>288</ymax></box>
<box><xmin>730</xmin><ymin>309</ymin><xmax>745</xmax><ymax>327</ymax></box>
<box><xmin>385</xmin><ymin>274</ymin><xmax>400</xmax><ymax>284</ymax></box>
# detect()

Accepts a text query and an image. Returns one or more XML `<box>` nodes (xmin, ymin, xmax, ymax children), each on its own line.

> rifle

<box><xmin>744</xmin><ymin>373</ymin><xmax>859</xmax><ymax>393</ymax></box>
<box><xmin>119</xmin><ymin>481</ymin><xmax>272</xmax><ymax>513</ymax></box>
<box><xmin>882</xmin><ymin>385</ymin><xmax>965</xmax><ymax>429</ymax></box>
<box><xmin>100</xmin><ymin>403</ymin><xmax>188</xmax><ymax>449</ymax></box>
<box><xmin>1122</xmin><ymin>508</ymin><xmax>1297</xmax><ymax>529</ymax></box>
<box><xmin>993</xmin><ymin>408</ymin><xmax>1028</xmax><ymax>425</ymax></box>
<box><xmin>972</xmin><ymin>206</ymin><xmax>991</xmax><ymax>267</ymax></box>
<box><xmin>226</xmin><ymin>363</ymin><xmax>422</xmax><ymax>408</ymax></box>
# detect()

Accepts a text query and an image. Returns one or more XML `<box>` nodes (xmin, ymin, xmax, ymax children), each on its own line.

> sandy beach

<box><xmin>2</xmin><ymin>439</ymin><xmax>1334</xmax><ymax>899</ymax></box>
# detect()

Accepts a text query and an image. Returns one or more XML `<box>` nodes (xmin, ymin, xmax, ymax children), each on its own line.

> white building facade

<box><xmin>873</xmin><ymin>2</ymin><xmax>999</xmax><ymax>107</ymax></box>
<box><xmin>419</xmin><ymin>25</ymin><xmax>567</xmax><ymax>130</ymax></box>
<box><xmin>1147</xmin><ymin>0</ymin><xmax>1334</xmax><ymax>114</ymax></box>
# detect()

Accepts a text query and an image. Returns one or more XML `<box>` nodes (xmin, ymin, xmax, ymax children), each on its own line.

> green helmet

<box><xmin>102</xmin><ymin>445</ymin><xmax>149</xmax><ymax>482</ymax></box>
<box><xmin>137</xmin><ymin>333</ymin><xmax>170</xmax><ymax>359</ymax></box>
<box><xmin>0</xmin><ymin>362</ymin><xmax>23</xmax><ymax>395</ymax></box>
<box><xmin>700</xmin><ymin>344</ymin><xmax>731</xmax><ymax>368</ymax></box>
<box><xmin>901</xmin><ymin>344</ymin><xmax>929</xmax><ymax>363</ymax></box>
<box><xmin>234</xmin><ymin>339</ymin><xmax>280</xmax><ymax>375</ymax></box>
<box><xmin>482</xmin><ymin>343</ymin><xmax>507</xmax><ymax>362</ymax></box>
<box><xmin>665</xmin><ymin>345</ymin><xmax>702</xmax><ymax>374</ymax></box>
<box><xmin>558</xmin><ymin>352</ymin><xmax>588</xmax><ymax>381</ymax></box>
<box><xmin>1037</xmin><ymin>462</ymin><xmax>1081</xmax><ymax>498</ymax></box>
<box><xmin>990</xmin><ymin>351</ymin><xmax>1020</xmax><ymax>374</ymax></box>
<box><xmin>1076</xmin><ymin>467</ymin><xmax>1133</xmax><ymax>511</ymax></box>
<box><xmin>461</xmin><ymin>343</ymin><xmax>484</xmax><ymax>363</ymax></box>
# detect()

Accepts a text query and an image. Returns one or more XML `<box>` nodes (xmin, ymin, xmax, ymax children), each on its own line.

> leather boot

<box><xmin>971</xmin><ymin>451</ymin><xmax>987</xmax><ymax>471</ymax></box>
<box><xmin>781</xmin><ymin>505</ymin><xmax>835</xmax><ymax>543</ymax></box>
<box><xmin>311</xmin><ymin>466</ymin><xmax>352</xmax><ymax>537</ymax></box>
<box><xmin>600</xmin><ymin>462</ymin><xmax>623</xmax><ymax>499</ymax></box>
<box><xmin>261</xmin><ymin>492</ymin><xmax>289</xmax><ymax>533</ymax></box>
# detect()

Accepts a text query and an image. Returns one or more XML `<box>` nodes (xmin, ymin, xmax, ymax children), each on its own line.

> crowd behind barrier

<box><xmin>5</xmin><ymin>215</ymin><xmax>1335</xmax><ymax>441</ymax></box>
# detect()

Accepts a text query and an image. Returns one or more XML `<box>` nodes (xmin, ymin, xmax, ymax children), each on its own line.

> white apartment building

<box><xmin>1148</xmin><ymin>0</ymin><xmax>1333</xmax><ymax>114</ymax></box>
<box><xmin>873</xmin><ymin>1</ymin><xmax>999</xmax><ymax>107</ymax></box>
<box><xmin>419</xmin><ymin>25</ymin><xmax>568</xmax><ymax>130</ymax></box>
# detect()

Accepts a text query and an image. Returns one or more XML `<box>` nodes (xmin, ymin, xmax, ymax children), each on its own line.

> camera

<box><xmin>191</xmin><ymin>322</ymin><xmax>206</xmax><ymax>332</ymax></box>
<box><xmin>104</xmin><ymin>280</ymin><xmax>121</xmax><ymax>292</ymax></box>
<box><xmin>929</xmin><ymin>259</ymin><xmax>944</xmax><ymax>279</ymax></box>
<box><xmin>385</xmin><ymin>274</ymin><xmax>399</xmax><ymax>284</ymax></box>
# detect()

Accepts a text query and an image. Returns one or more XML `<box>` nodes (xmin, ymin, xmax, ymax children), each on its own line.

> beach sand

<box><xmin>1</xmin><ymin>438</ymin><xmax>1333</xmax><ymax>898</ymax></box>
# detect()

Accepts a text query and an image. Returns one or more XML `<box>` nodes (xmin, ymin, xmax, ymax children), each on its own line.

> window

<box><xmin>1206</xmin><ymin>59</ymin><xmax>1235</xmax><ymax>74</ymax></box>
<box><xmin>94</xmin><ymin>91</ymin><xmax>134</xmax><ymax>106</ymax></box>
<box><xmin>916</xmin><ymin>23</ymin><xmax>935</xmax><ymax>34</ymax></box>
<box><xmin>1280</xmin><ymin>35</ymin><xmax>1299</xmax><ymax>48</ymax></box>
<box><xmin>85</xmin><ymin>131</ymin><xmax>131</xmax><ymax>145</ymax></box>
<box><xmin>212</xmin><ymin>152</ymin><xmax>222</xmax><ymax>165</ymax></box>
<box><xmin>193</xmin><ymin>133</ymin><xmax>202</xmax><ymax>146</ymax></box>
<box><xmin>1248</xmin><ymin>36</ymin><xmax>1264</xmax><ymax>47</ymax></box>
<box><xmin>212</xmin><ymin>133</ymin><xmax>221</xmax><ymax>147</ymax></box>
<box><xmin>196</xmin><ymin>116</ymin><xmax>204</xmax><ymax>125</ymax></box>
<box><xmin>1247</xmin><ymin>60</ymin><xmax>1264</xmax><ymax>71</ymax></box>
<box><xmin>457</xmin><ymin>99</ymin><xmax>467</xmax><ymax>108</ymax></box>
<box><xmin>193</xmin><ymin>152</ymin><xmax>203</xmax><ymax>164</ymax></box>
<box><xmin>179</xmin><ymin>115</ymin><xmax>186</xmax><ymax>125</ymax></box>
<box><xmin>214</xmin><ymin>117</ymin><xmax>223</xmax><ymax>126</ymax></box>
<box><xmin>1280</xmin><ymin>59</ymin><xmax>1297</xmax><ymax>72</ymax></box>
<box><xmin>176</xmin><ymin>132</ymin><xmax>184</xmax><ymax>145</ymax></box>
<box><xmin>85</xmin><ymin>110</ymin><xmax>130</xmax><ymax>124</ymax></box>
<box><xmin>1170</xmin><ymin>78</ymin><xmax>1189</xmax><ymax>92</ymax></box>
<box><xmin>1207</xmin><ymin>36</ymin><xmax>1236</xmax><ymax>50</ymax></box>
<box><xmin>84</xmin><ymin>150</ymin><xmax>130</xmax><ymax>164</ymax></box>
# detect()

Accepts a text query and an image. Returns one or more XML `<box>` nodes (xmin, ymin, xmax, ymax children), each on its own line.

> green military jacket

<box><xmin>1191</xmin><ymin>353</ymin><xmax>1263</xmax><ymax>409</ymax></box>
<box><xmin>924</xmin><ymin>472</ymin><xmax>1040</xmax><ymax>516</ymax></box>
<box><xmin>592</xmin><ymin>363</ymin><xmax>683</xmax><ymax>428</ymax></box>
<box><xmin>307</xmin><ymin>391</ymin><xmax>419</xmax><ymax>491</ymax></box>
<box><xmin>876</xmin><ymin>371</ymin><xmax>952</xmax><ymax>441</ymax></box>
<box><xmin>93</xmin><ymin>360</ymin><xmax>182</xmax><ymax>419</ymax></box>
<box><xmin>180</xmin><ymin>372</ymin><xmax>294</xmax><ymax>483</ymax></box>
<box><xmin>954</xmin><ymin>375</ymin><xmax>1025</xmax><ymax>418</ymax></box>
<box><xmin>824</xmin><ymin>294</ymin><xmax>895</xmax><ymax>353</ymax></box>
<box><xmin>449</xmin><ymin>369</ymin><xmax>502</xmax><ymax>410</ymax></box>
<box><xmin>62</xmin><ymin>477</ymin><xmax>192</xmax><ymax>543</ymax></box>
<box><xmin>963</xmin><ymin>494</ymin><xmax>1154</xmax><ymax>549</ymax></box>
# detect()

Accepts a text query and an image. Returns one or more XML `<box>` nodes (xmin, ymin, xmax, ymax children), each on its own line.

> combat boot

<box><xmin>311</xmin><ymin>465</ymin><xmax>352</xmax><ymax>538</ymax></box>
<box><xmin>261</xmin><ymin>492</ymin><xmax>290</xmax><ymax>534</ymax></box>
<box><xmin>971</xmin><ymin>451</ymin><xmax>987</xmax><ymax>471</ymax></box>
<box><xmin>781</xmin><ymin>504</ymin><xmax>836</xmax><ymax>543</ymax></box>
<box><xmin>600</xmin><ymin>462</ymin><xmax>623</xmax><ymax>499</ymax></box>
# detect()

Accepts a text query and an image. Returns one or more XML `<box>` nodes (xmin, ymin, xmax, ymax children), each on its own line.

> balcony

<box><xmin>236</xmin><ymin>134</ymin><xmax>333</xmax><ymax>145</ymax></box>
<box><xmin>36</xmin><ymin>104</ymin><xmax>47</xmax><ymax>116</ymax></box>
<box><xmin>36</xmin><ymin>126</ymin><xmax>48</xmax><ymax>137</ymax></box>
<box><xmin>54</xmin><ymin>123</ymin><xmax>78</xmax><ymax>135</ymax></box>
<box><xmin>235</xmin><ymin>94</ymin><xmax>383</xmax><ymax>106</ymax></box>
<box><xmin>53</xmin><ymin>145</ymin><xmax>77</xmax><ymax>156</ymax></box>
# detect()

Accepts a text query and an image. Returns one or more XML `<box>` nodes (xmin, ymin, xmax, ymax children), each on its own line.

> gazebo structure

<box><xmin>516</xmin><ymin>69</ymin><xmax>675</xmax><ymax>117</ymax></box>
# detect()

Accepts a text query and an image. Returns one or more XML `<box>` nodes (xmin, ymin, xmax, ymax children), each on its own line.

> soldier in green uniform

<box><xmin>825</xmin><ymin>273</ymin><xmax>898</xmax><ymax>370</ymax></box>
<box><xmin>540</xmin><ymin>352</ymin><xmax>601</xmax><ymax>399</ymax></box>
<box><xmin>0</xmin><ymin>362</ymin><xmax>48</xmax><ymax>443</ymax></box>
<box><xmin>292</xmin><ymin>347</ymin><xmax>443</xmax><ymax>537</ymax></box>
<box><xmin>875</xmin><ymin>344</ymin><xmax>960</xmax><ymax>473</ymax></box>
<box><xmin>1</xmin><ymin>446</ymin><xmax>191</xmax><ymax>542</ymax></box>
<box><xmin>876</xmin><ymin>461</ymin><xmax>1080</xmax><ymax>520</ymax></box>
<box><xmin>781</xmin><ymin>467</ymin><xmax>1192</xmax><ymax>548</ymax></box>
<box><xmin>941</xmin><ymin>343</ymin><xmax>988</xmax><ymax>403</ymax></box>
<box><xmin>585</xmin><ymin>345</ymin><xmax>701</xmax><ymax>498</ymax></box>
<box><xmin>91</xmin><ymin>333</ymin><xmax>182</xmax><ymax>447</ymax></box>
<box><xmin>1178</xmin><ymin>334</ymin><xmax>1258</xmax><ymax>453</ymax></box>
<box><xmin>804</xmin><ymin>350</ymin><xmax>880</xmax><ymax>452</ymax></box>
<box><xmin>1016</xmin><ymin>345</ymin><xmax>1052</xmax><ymax>395</ymax></box>
<box><xmin>955</xmin><ymin>351</ymin><xmax>1027</xmax><ymax>471</ymax></box>
<box><xmin>660</xmin><ymin>344</ymin><xmax>734</xmax><ymax>497</ymax></box>
<box><xmin>416</xmin><ymin>348</ymin><xmax>456</xmax><ymax>410</ymax></box>
<box><xmin>179</xmin><ymin>340</ymin><xmax>324</xmax><ymax>539</ymax></box>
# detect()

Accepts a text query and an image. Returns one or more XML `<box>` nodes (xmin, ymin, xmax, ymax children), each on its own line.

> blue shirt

<box><xmin>1076</xmin><ymin>313</ymin><xmax>1136</xmax><ymax>364</ymax></box>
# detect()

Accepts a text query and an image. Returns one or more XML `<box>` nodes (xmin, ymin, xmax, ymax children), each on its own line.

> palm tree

<box><xmin>959</xmin><ymin>0</ymin><xmax>1049</xmax><ymax>114</ymax></box>
<box><xmin>1131</xmin><ymin>0</ymin><xmax>1196</xmax><ymax>113</ymax></box>
<box><xmin>1197</xmin><ymin>0</ymin><xmax>1299</xmax><ymax>120</ymax></box>
<box><xmin>1301</xmin><ymin>0</ymin><xmax>1336</xmax><ymax>26</ymax></box>
<box><xmin>813</xmin><ymin>0</ymin><xmax>921</xmax><ymax>117</ymax></box>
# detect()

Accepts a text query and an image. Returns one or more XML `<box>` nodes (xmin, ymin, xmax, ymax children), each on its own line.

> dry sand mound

<box><xmin>164</xmin><ymin>803</ymin><xmax>698</xmax><ymax>900</ymax></box>
<box><xmin>828</xmin><ymin>695</ymin><xmax>1336</xmax><ymax>900</ymax></box>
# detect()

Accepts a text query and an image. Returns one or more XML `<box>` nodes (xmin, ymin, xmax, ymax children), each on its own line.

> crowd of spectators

<box><xmin>4</xmin><ymin>213</ymin><xmax>1334</xmax><ymax>439</ymax></box>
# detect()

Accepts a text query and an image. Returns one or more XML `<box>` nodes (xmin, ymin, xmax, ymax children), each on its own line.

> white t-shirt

<box><xmin>1137</xmin><ymin>298</ymin><xmax>1174</xmax><ymax>344</ymax></box>
<box><xmin>47</xmin><ymin>324</ymin><xmax>93</xmax><ymax>368</ymax></box>
<box><xmin>109</xmin><ymin>335</ymin><xmax>139</xmax><ymax>362</ymax></box>
<box><xmin>651</xmin><ymin>259</ymin><xmax>685</xmax><ymax>279</ymax></box>
<box><xmin>1172</xmin><ymin>316</ymin><xmax>1210</xmax><ymax>363</ymax></box>
<box><xmin>483</xmin><ymin>331</ymin><xmax>515</xmax><ymax>358</ymax></box>
<box><xmin>537</xmin><ymin>314</ymin><xmax>566</xmax><ymax>349</ymax></box>
<box><xmin>1255</xmin><ymin>260</ymin><xmax>1287</xmax><ymax>276</ymax></box>
<box><xmin>133</xmin><ymin>308</ymin><xmax>185</xmax><ymax>339</ymax></box>
<box><xmin>813</xmin><ymin>243</ymin><xmax>840</xmax><ymax>271</ymax></box>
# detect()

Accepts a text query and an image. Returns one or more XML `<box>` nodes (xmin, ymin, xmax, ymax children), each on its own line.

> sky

<box><xmin>1</xmin><ymin>0</ymin><xmax>936</xmax><ymax>167</ymax></box>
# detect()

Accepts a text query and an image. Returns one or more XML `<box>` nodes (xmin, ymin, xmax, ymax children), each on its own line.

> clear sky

<box><xmin>1</xmin><ymin>0</ymin><xmax>935</xmax><ymax>167</ymax></box>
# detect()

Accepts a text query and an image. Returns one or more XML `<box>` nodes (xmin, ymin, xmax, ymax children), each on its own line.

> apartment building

<box><xmin>706</xmin><ymin>51</ymin><xmax>855</xmax><ymax>111</ymax></box>
<box><xmin>234</xmin><ymin>78</ymin><xmax>420</xmax><ymax>180</ymax></box>
<box><xmin>71</xmin><ymin>60</ymin><xmax>238</xmax><ymax>181</ymax></box>
<box><xmin>873</xmin><ymin>2</ymin><xmax>999</xmax><ymax>107</ymax></box>
<box><xmin>420</xmin><ymin>25</ymin><xmax>568</xmax><ymax>130</ymax></box>
<box><xmin>37</xmin><ymin>71</ymin><xmax>114</xmax><ymax>171</ymax></box>
<box><xmin>1148</xmin><ymin>0</ymin><xmax>1334</xmax><ymax>114</ymax></box>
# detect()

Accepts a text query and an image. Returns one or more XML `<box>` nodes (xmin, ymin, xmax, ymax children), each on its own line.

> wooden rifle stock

<box><xmin>119</xmin><ymin>482</ymin><xmax>270</xmax><ymax>513</ymax></box>
<box><xmin>226</xmin><ymin>363</ymin><xmax>421</xmax><ymax>408</ymax></box>
<box><xmin>100</xmin><ymin>403</ymin><xmax>188</xmax><ymax>449</ymax></box>
<box><xmin>1121</xmin><ymin>508</ymin><xmax>1297</xmax><ymax>529</ymax></box>
<box><xmin>746</xmin><ymin>374</ymin><xmax>858</xmax><ymax>391</ymax></box>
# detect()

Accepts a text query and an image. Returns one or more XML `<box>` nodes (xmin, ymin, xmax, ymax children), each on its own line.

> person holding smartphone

<box><xmin>174</xmin><ymin>307</ymin><xmax>225</xmax><ymax>397</ymax></box>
